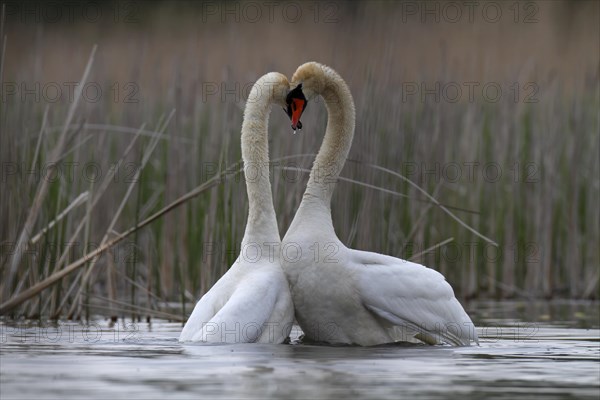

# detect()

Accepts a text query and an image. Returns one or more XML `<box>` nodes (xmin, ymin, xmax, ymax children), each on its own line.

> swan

<box><xmin>179</xmin><ymin>72</ymin><xmax>294</xmax><ymax>343</ymax></box>
<box><xmin>281</xmin><ymin>62</ymin><xmax>479</xmax><ymax>346</ymax></box>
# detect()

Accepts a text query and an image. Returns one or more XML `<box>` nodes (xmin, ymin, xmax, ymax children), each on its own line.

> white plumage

<box><xmin>282</xmin><ymin>62</ymin><xmax>478</xmax><ymax>346</ymax></box>
<box><xmin>180</xmin><ymin>73</ymin><xmax>294</xmax><ymax>343</ymax></box>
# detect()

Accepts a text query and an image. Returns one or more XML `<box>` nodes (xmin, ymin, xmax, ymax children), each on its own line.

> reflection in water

<box><xmin>1</xmin><ymin>301</ymin><xmax>599</xmax><ymax>399</ymax></box>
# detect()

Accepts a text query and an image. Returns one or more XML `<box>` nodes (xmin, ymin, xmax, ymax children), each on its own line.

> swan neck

<box><xmin>240</xmin><ymin>76</ymin><xmax>281</xmax><ymax>246</ymax></box>
<box><xmin>306</xmin><ymin>70</ymin><xmax>355</xmax><ymax>206</ymax></box>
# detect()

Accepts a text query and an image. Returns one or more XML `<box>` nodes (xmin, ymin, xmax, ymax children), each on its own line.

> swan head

<box><xmin>285</xmin><ymin>83</ymin><xmax>307</xmax><ymax>131</ymax></box>
<box><xmin>290</xmin><ymin>62</ymin><xmax>327</xmax><ymax>101</ymax></box>
<box><xmin>286</xmin><ymin>62</ymin><xmax>337</xmax><ymax>131</ymax></box>
<box><xmin>250</xmin><ymin>71</ymin><xmax>290</xmax><ymax>107</ymax></box>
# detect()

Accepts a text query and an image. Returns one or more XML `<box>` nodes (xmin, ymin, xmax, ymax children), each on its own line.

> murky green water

<box><xmin>1</xmin><ymin>301</ymin><xmax>598</xmax><ymax>399</ymax></box>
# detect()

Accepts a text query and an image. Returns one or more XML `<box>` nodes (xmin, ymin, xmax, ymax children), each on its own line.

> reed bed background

<box><xmin>0</xmin><ymin>0</ymin><xmax>598</xmax><ymax>321</ymax></box>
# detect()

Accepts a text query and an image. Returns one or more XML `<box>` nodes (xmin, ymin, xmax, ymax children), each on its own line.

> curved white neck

<box><xmin>286</xmin><ymin>66</ymin><xmax>356</xmax><ymax>237</ymax></box>
<box><xmin>240</xmin><ymin>76</ymin><xmax>281</xmax><ymax>247</ymax></box>
<box><xmin>305</xmin><ymin>76</ymin><xmax>355</xmax><ymax>205</ymax></box>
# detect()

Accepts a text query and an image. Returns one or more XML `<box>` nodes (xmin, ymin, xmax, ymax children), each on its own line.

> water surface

<box><xmin>1</xmin><ymin>301</ymin><xmax>598</xmax><ymax>399</ymax></box>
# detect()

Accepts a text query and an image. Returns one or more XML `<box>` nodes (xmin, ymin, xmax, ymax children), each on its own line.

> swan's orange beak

<box><xmin>285</xmin><ymin>83</ymin><xmax>307</xmax><ymax>132</ymax></box>
<box><xmin>290</xmin><ymin>98</ymin><xmax>305</xmax><ymax>131</ymax></box>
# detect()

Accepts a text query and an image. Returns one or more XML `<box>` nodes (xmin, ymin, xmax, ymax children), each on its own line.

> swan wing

<box><xmin>179</xmin><ymin>265</ymin><xmax>239</xmax><ymax>342</ymax></box>
<box><xmin>352</xmin><ymin>249</ymin><xmax>478</xmax><ymax>346</ymax></box>
<box><xmin>188</xmin><ymin>266</ymin><xmax>286</xmax><ymax>343</ymax></box>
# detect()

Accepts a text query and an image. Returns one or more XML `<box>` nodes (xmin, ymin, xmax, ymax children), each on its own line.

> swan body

<box><xmin>282</xmin><ymin>62</ymin><xmax>478</xmax><ymax>346</ymax></box>
<box><xmin>180</xmin><ymin>73</ymin><xmax>294</xmax><ymax>343</ymax></box>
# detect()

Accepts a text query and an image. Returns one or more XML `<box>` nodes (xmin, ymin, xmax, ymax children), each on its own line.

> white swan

<box><xmin>281</xmin><ymin>62</ymin><xmax>478</xmax><ymax>346</ymax></box>
<box><xmin>179</xmin><ymin>72</ymin><xmax>294</xmax><ymax>343</ymax></box>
